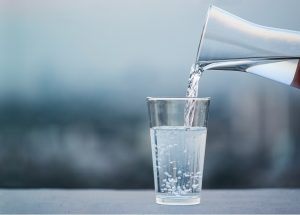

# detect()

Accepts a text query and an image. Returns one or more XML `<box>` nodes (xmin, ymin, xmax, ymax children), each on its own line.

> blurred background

<box><xmin>0</xmin><ymin>0</ymin><xmax>300</xmax><ymax>189</ymax></box>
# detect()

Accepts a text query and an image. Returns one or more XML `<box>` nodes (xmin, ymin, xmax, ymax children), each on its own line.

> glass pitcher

<box><xmin>195</xmin><ymin>5</ymin><xmax>300</xmax><ymax>88</ymax></box>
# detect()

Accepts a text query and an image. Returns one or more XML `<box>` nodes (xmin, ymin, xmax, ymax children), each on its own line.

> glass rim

<box><xmin>146</xmin><ymin>97</ymin><xmax>210</xmax><ymax>101</ymax></box>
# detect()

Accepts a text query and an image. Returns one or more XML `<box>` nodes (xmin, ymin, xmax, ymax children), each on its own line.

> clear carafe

<box><xmin>196</xmin><ymin>5</ymin><xmax>300</xmax><ymax>88</ymax></box>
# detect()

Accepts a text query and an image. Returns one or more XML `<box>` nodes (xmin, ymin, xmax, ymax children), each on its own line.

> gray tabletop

<box><xmin>0</xmin><ymin>189</ymin><xmax>299</xmax><ymax>214</ymax></box>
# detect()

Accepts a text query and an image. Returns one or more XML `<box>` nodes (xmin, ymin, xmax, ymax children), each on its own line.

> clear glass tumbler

<box><xmin>146</xmin><ymin>97</ymin><xmax>210</xmax><ymax>205</ymax></box>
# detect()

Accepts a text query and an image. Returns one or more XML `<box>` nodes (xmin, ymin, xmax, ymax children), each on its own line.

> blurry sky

<box><xmin>0</xmin><ymin>0</ymin><xmax>300</xmax><ymax>107</ymax></box>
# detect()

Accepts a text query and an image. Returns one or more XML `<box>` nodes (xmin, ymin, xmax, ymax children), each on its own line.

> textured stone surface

<box><xmin>0</xmin><ymin>189</ymin><xmax>299</xmax><ymax>214</ymax></box>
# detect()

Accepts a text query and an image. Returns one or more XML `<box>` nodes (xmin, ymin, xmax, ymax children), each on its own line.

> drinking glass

<box><xmin>146</xmin><ymin>97</ymin><xmax>210</xmax><ymax>205</ymax></box>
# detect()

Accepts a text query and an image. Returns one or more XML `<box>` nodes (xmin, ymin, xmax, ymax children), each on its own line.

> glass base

<box><xmin>156</xmin><ymin>196</ymin><xmax>200</xmax><ymax>205</ymax></box>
